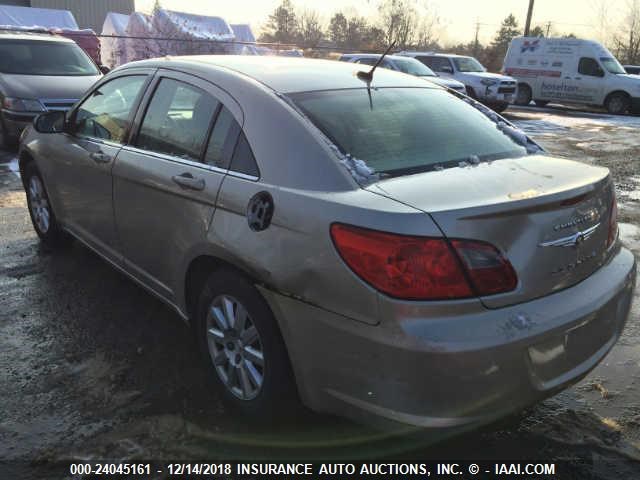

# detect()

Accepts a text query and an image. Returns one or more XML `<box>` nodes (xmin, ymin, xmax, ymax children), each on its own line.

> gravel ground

<box><xmin>1</xmin><ymin>106</ymin><xmax>639</xmax><ymax>479</ymax></box>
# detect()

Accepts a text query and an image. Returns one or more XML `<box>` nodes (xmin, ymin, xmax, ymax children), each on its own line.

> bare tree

<box><xmin>613</xmin><ymin>0</ymin><xmax>640</xmax><ymax>64</ymax></box>
<box><xmin>298</xmin><ymin>9</ymin><xmax>324</xmax><ymax>47</ymax></box>
<box><xmin>378</xmin><ymin>0</ymin><xmax>418</xmax><ymax>49</ymax></box>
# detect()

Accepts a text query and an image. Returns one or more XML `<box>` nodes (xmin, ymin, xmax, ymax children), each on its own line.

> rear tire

<box><xmin>605</xmin><ymin>92</ymin><xmax>630</xmax><ymax>115</ymax></box>
<box><xmin>0</xmin><ymin>118</ymin><xmax>14</xmax><ymax>151</ymax></box>
<box><xmin>23</xmin><ymin>163</ymin><xmax>70</xmax><ymax>248</ymax></box>
<box><xmin>534</xmin><ymin>99</ymin><xmax>549</xmax><ymax>107</ymax></box>
<box><xmin>195</xmin><ymin>268</ymin><xmax>298</xmax><ymax>420</ymax></box>
<box><xmin>515</xmin><ymin>84</ymin><xmax>532</xmax><ymax>106</ymax></box>
<box><xmin>491</xmin><ymin>102</ymin><xmax>508</xmax><ymax>113</ymax></box>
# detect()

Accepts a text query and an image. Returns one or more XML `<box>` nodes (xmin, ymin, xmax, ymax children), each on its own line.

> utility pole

<box><xmin>524</xmin><ymin>0</ymin><xmax>535</xmax><ymax>36</ymax></box>
<box><xmin>473</xmin><ymin>19</ymin><xmax>480</xmax><ymax>57</ymax></box>
<box><xmin>545</xmin><ymin>21</ymin><xmax>552</xmax><ymax>36</ymax></box>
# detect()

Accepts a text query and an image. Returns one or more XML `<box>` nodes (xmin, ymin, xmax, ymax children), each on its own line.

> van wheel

<box><xmin>534</xmin><ymin>99</ymin><xmax>549</xmax><ymax>107</ymax></box>
<box><xmin>24</xmin><ymin>163</ymin><xmax>70</xmax><ymax>248</ymax></box>
<box><xmin>605</xmin><ymin>92</ymin><xmax>630</xmax><ymax>115</ymax></box>
<box><xmin>515</xmin><ymin>84</ymin><xmax>532</xmax><ymax>105</ymax></box>
<box><xmin>195</xmin><ymin>268</ymin><xmax>298</xmax><ymax>419</ymax></box>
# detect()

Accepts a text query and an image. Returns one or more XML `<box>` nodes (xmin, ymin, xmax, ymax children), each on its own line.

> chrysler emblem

<box><xmin>539</xmin><ymin>223</ymin><xmax>599</xmax><ymax>248</ymax></box>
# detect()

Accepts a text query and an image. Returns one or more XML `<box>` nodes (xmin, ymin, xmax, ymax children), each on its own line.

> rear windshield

<box><xmin>290</xmin><ymin>88</ymin><xmax>526</xmax><ymax>177</ymax></box>
<box><xmin>0</xmin><ymin>39</ymin><xmax>99</xmax><ymax>76</ymax></box>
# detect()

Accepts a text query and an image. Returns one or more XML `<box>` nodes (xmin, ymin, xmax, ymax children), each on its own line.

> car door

<box><xmin>113</xmin><ymin>70</ymin><xmax>242</xmax><ymax>301</ymax></box>
<box><xmin>574</xmin><ymin>57</ymin><xmax>606</xmax><ymax>104</ymax></box>
<box><xmin>45</xmin><ymin>71</ymin><xmax>152</xmax><ymax>263</ymax></box>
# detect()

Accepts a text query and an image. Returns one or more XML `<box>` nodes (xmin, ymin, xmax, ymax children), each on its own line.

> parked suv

<box><xmin>0</xmin><ymin>31</ymin><xmax>102</xmax><ymax>148</ymax></box>
<box><xmin>339</xmin><ymin>53</ymin><xmax>466</xmax><ymax>92</ymax></box>
<box><xmin>399</xmin><ymin>51</ymin><xmax>517</xmax><ymax>112</ymax></box>
<box><xmin>19</xmin><ymin>56</ymin><xmax>634</xmax><ymax>429</ymax></box>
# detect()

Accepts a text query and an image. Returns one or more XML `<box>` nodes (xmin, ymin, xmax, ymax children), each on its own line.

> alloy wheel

<box><xmin>28</xmin><ymin>175</ymin><xmax>50</xmax><ymax>234</ymax></box>
<box><xmin>206</xmin><ymin>294</ymin><xmax>265</xmax><ymax>400</ymax></box>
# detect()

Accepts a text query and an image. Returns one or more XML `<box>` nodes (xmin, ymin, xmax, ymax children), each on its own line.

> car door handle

<box><xmin>172</xmin><ymin>173</ymin><xmax>205</xmax><ymax>191</ymax></box>
<box><xmin>89</xmin><ymin>152</ymin><xmax>111</xmax><ymax>163</ymax></box>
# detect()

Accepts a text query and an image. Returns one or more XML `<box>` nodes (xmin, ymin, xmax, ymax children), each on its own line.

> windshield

<box><xmin>290</xmin><ymin>88</ymin><xmax>526</xmax><ymax>177</ymax></box>
<box><xmin>0</xmin><ymin>39</ymin><xmax>99</xmax><ymax>76</ymax></box>
<box><xmin>600</xmin><ymin>56</ymin><xmax>626</xmax><ymax>74</ymax></box>
<box><xmin>392</xmin><ymin>58</ymin><xmax>437</xmax><ymax>77</ymax></box>
<box><xmin>452</xmin><ymin>56</ymin><xmax>485</xmax><ymax>72</ymax></box>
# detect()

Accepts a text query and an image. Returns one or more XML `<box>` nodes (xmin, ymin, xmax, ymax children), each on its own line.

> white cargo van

<box><xmin>504</xmin><ymin>37</ymin><xmax>640</xmax><ymax>114</ymax></box>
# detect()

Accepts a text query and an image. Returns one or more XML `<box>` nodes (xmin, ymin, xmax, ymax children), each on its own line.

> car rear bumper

<box><xmin>1</xmin><ymin>109</ymin><xmax>37</xmax><ymax>140</ymax></box>
<box><xmin>260</xmin><ymin>245</ymin><xmax>636</xmax><ymax>430</ymax></box>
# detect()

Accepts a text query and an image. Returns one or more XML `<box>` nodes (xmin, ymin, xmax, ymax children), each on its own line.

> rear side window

<box><xmin>419</xmin><ymin>56</ymin><xmax>449</xmax><ymax>72</ymax></box>
<box><xmin>136</xmin><ymin>78</ymin><xmax>219</xmax><ymax>161</ymax></box>
<box><xmin>204</xmin><ymin>107</ymin><xmax>239</xmax><ymax>169</ymax></box>
<box><xmin>290</xmin><ymin>88</ymin><xmax>526</xmax><ymax>177</ymax></box>
<box><xmin>230</xmin><ymin>132</ymin><xmax>259</xmax><ymax>177</ymax></box>
<box><xmin>73</xmin><ymin>75</ymin><xmax>147</xmax><ymax>144</ymax></box>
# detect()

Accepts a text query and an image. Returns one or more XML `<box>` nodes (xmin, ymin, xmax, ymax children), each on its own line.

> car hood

<box><xmin>425</xmin><ymin>76</ymin><xmax>465</xmax><ymax>89</ymax></box>
<box><xmin>0</xmin><ymin>73</ymin><xmax>101</xmax><ymax>100</ymax></box>
<box><xmin>459</xmin><ymin>71</ymin><xmax>513</xmax><ymax>81</ymax></box>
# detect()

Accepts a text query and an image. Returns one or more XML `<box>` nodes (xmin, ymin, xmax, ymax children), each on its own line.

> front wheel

<box><xmin>195</xmin><ymin>269</ymin><xmax>298</xmax><ymax>418</ymax></box>
<box><xmin>515</xmin><ymin>84</ymin><xmax>532</xmax><ymax>106</ymax></box>
<box><xmin>24</xmin><ymin>163</ymin><xmax>70</xmax><ymax>247</ymax></box>
<box><xmin>605</xmin><ymin>92</ymin><xmax>630</xmax><ymax>115</ymax></box>
<box><xmin>490</xmin><ymin>102</ymin><xmax>508</xmax><ymax>113</ymax></box>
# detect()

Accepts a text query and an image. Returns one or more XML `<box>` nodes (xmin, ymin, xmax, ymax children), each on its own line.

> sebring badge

<box><xmin>539</xmin><ymin>223</ymin><xmax>600</xmax><ymax>248</ymax></box>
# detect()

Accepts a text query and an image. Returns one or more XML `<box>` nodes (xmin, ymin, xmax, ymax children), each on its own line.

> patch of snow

<box><xmin>619</xmin><ymin>223</ymin><xmax>640</xmax><ymax>250</ymax></box>
<box><xmin>8</xmin><ymin>157</ymin><xmax>20</xmax><ymax>179</ymax></box>
<box><xmin>339</xmin><ymin>154</ymin><xmax>380</xmax><ymax>185</ymax></box>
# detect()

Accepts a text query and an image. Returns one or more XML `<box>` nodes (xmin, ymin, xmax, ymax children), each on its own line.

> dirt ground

<box><xmin>1</xmin><ymin>105</ymin><xmax>639</xmax><ymax>479</ymax></box>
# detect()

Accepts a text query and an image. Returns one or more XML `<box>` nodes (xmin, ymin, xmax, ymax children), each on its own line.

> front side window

<box><xmin>136</xmin><ymin>78</ymin><xmax>219</xmax><ymax>161</ymax></box>
<box><xmin>73</xmin><ymin>75</ymin><xmax>147</xmax><ymax>143</ymax></box>
<box><xmin>0</xmin><ymin>40</ymin><xmax>99</xmax><ymax>76</ymax></box>
<box><xmin>290</xmin><ymin>88</ymin><xmax>526</xmax><ymax>177</ymax></box>
<box><xmin>578</xmin><ymin>58</ymin><xmax>604</xmax><ymax>77</ymax></box>
<box><xmin>452</xmin><ymin>56</ymin><xmax>485</xmax><ymax>72</ymax></box>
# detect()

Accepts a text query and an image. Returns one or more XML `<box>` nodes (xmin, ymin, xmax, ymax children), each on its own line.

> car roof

<box><xmin>120</xmin><ymin>55</ymin><xmax>432</xmax><ymax>93</ymax></box>
<box><xmin>0</xmin><ymin>30</ymin><xmax>73</xmax><ymax>43</ymax></box>
<box><xmin>340</xmin><ymin>53</ymin><xmax>413</xmax><ymax>61</ymax></box>
<box><xmin>401</xmin><ymin>51</ymin><xmax>468</xmax><ymax>58</ymax></box>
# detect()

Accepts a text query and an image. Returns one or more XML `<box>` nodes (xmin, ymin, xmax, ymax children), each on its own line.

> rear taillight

<box><xmin>450</xmin><ymin>240</ymin><xmax>518</xmax><ymax>295</ymax></box>
<box><xmin>607</xmin><ymin>194</ymin><xmax>618</xmax><ymax>248</ymax></box>
<box><xmin>330</xmin><ymin>224</ymin><xmax>517</xmax><ymax>300</ymax></box>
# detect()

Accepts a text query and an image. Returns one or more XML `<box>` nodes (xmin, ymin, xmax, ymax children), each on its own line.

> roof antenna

<box><xmin>357</xmin><ymin>41</ymin><xmax>397</xmax><ymax>83</ymax></box>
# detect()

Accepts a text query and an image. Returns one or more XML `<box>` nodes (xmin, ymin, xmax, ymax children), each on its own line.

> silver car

<box><xmin>0</xmin><ymin>31</ymin><xmax>102</xmax><ymax>148</ymax></box>
<box><xmin>339</xmin><ymin>53</ymin><xmax>467</xmax><ymax>92</ymax></box>
<box><xmin>19</xmin><ymin>56</ymin><xmax>635</xmax><ymax>429</ymax></box>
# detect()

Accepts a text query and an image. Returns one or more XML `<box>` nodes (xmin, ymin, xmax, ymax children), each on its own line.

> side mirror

<box><xmin>440</xmin><ymin>65</ymin><xmax>453</xmax><ymax>74</ymax></box>
<box><xmin>99</xmin><ymin>65</ymin><xmax>111</xmax><ymax>75</ymax></box>
<box><xmin>34</xmin><ymin>111</ymin><xmax>66</xmax><ymax>134</ymax></box>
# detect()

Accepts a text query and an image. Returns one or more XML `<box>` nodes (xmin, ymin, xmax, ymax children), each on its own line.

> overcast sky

<box><xmin>134</xmin><ymin>0</ymin><xmax>626</xmax><ymax>45</ymax></box>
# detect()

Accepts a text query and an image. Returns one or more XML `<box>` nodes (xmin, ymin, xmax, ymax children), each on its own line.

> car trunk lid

<box><xmin>366</xmin><ymin>155</ymin><xmax>614</xmax><ymax>308</ymax></box>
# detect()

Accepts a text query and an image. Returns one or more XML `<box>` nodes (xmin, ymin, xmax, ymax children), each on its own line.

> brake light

<box><xmin>450</xmin><ymin>240</ymin><xmax>518</xmax><ymax>295</ymax></box>
<box><xmin>607</xmin><ymin>194</ymin><xmax>618</xmax><ymax>248</ymax></box>
<box><xmin>330</xmin><ymin>224</ymin><xmax>517</xmax><ymax>300</ymax></box>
